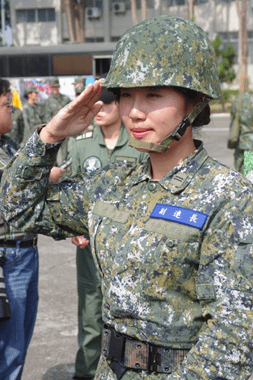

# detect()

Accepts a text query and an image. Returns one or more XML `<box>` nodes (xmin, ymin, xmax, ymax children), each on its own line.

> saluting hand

<box><xmin>40</xmin><ymin>81</ymin><xmax>103</xmax><ymax>144</ymax></box>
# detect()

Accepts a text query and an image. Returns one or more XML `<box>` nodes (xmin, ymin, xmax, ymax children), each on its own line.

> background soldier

<box><xmin>229</xmin><ymin>89</ymin><xmax>253</xmax><ymax>174</ymax></box>
<box><xmin>4</xmin><ymin>80</ymin><xmax>25</xmax><ymax>148</ymax></box>
<box><xmin>67</xmin><ymin>84</ymin><xmax>148</xmax><ymax>380</ymax></box>
<box><xmin>22</xmin><ymin>85</ymin><xmax>44</xmax><ymax>144</ymax></box>
<box><xmin>73</xmin><ymin>77</ymin><xmax>86</xmax><ymax>98</ymax></box>
<box><xmin>44</xmin><ymin>77</ymin><xmax>71</xmax><ymax>164</ymax></box>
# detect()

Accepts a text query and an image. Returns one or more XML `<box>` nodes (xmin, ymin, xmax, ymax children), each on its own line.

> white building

<box><xmin>4</xmin><ymin>0</ymin><xmax>253</xmax><ymax>85</ymax></box>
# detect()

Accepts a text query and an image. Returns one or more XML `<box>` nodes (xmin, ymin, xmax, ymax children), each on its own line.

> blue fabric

<box><xmin>150</xmin><ymin>203</ymin><xmax>208</xmax><ymax>229</ymax></box>
<box><xmin>0</xmin><ymin>242</ymin><xmax>39</xmax><ymax>380</ymax></box>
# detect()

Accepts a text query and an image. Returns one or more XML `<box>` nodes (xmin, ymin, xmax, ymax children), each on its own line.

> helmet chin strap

<box><xmin>129</xmin><ymin>98</ymin><xmax>209</xmax><ymax>153</ymax></box>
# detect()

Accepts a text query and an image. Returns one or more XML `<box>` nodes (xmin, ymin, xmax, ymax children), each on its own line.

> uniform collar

<box><xmin>96</xmin><ymin>123</ymin><xmax>129</xmax><ymax>148</ymax></box>
<box><xmin>127</xmin><ymin>140</ymin><xmax>209</xmax><ymax>193</ymax></box>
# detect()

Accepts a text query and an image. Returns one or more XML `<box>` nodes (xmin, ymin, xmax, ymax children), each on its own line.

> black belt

<box><xmin>102</xmin><ymin>325</ymin><xmax>190</xmax><ymax>379</ymax></box>
<box><xmin>0</xmin><ymin>237</ymin><xmax>38</xmax><ymax>248</ymax></box>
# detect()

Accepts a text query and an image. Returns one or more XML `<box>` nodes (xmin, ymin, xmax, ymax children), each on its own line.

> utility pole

<box><xmin>1</xmin><ymin>0</ymin><xmax>5</xmax><ymax>46</ymax></box>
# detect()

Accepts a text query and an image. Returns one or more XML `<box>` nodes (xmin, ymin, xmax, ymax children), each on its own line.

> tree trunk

<box><xmin>235</xmin><ymin>0</ymin><xmax>248</xmax><ymax>93</ymax></box>
<box><xmin>187</xmin><ymin>0</ymin><xmax>194</xmax><ymax>21</ymax></box>
<box><xmin>73</xmin><ymin>1</ymin><xmax>85</xmax><ymax>43</ymax></box>
<box><xmin>63</xmin><ymin>0</ymin><xmax>75</xmax><ymax>42</ymax></box>
<box><xmin>130</xmin><ymin>0</ymin><xmax>138</xmax><ymax>25</ymax></box>
<box><xmin>141</xmin><ymin>0</ymin><xmax>147</xmax><ymax>21</ymax></box>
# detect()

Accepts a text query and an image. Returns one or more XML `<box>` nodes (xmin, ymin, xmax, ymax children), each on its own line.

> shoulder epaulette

<box><xmin>76</xmin><ymin>130</ymin><xmax>93</xmax><ymax>140</ymax></box>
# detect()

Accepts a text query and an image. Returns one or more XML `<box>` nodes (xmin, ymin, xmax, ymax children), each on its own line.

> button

<box><xmin>166</xmin><ymin>240</ymin><xmax>174</xmax><ymax>248</ymax></box>
<box><xmin>37</xmin><ymin>147</ymin><xmax>44</xmax><ymax>155</ymax></box>
<box><xmin>148</xmin><ymin>182</ymin><xmax>157</xmax><ymax>191</ymax></box>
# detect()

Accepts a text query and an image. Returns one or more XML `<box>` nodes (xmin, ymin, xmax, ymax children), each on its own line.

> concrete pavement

<box><xmin>22</xmin><ymin>235</ymin><xmax>78</xmax><ymax>380</ymax></box>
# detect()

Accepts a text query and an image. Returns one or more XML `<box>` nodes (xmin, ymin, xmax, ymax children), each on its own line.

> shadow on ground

<box><xmin>42</xmin><ymin>363</ymin><xmax>75</xmax><ymax>380</ymax></box>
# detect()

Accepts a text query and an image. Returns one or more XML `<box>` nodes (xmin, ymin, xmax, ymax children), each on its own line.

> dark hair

<box><xmin>174</xmin><ymin>87</ymin><xmax>211</xmax><ymax>127</ymax></box>
<box><xmin>0</xmin><ymin>79</ymin><xmax>10</xmax><ymax>97</ymax></box>
<box><xmin>110</xmin><ymin>86</ymin><xmax>210</xmax><ymax>127</ymax></box>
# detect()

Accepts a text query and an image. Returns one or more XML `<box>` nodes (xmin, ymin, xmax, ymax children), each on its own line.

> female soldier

<box><xmin>1</xmin><ymin>16</ymin><xmax>252</xmax><ymax>380</ymax></box>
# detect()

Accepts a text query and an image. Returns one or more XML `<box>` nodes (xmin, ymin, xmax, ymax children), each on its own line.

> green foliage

<box><xmin>212</xmin><ymin>34</ymin><xmax>236</xmax><ymax>85</ymax></box>
<box><xmin>221</xmin><ymin>89</ymin><xmax>238</xmax><ymax>102</ymax></box>
<box><xmin>212</xmin><ymin>34</ymin><xmax>222</xmax><ymax>58</ymax></box>
<box><xmin>0</xmin><ymin>0</ymin><xmax>10</xmax><ymax>29</ymax></box>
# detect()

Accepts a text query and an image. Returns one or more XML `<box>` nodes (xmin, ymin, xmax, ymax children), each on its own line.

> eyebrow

<box><xmin>146</xmin><ymin>87</ymin><xmax>162</xmax><ymax>91</ymax></box>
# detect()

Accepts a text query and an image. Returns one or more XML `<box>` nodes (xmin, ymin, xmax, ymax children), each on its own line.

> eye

<box><xmin>120</xmin><ymin>91</ymin><xmax>131</xmax><ymax>98</ymax></box>
<box><xmin>147</xmin><ymin>92</ymin><xmax>160</xmax><ymax>98</ymax></box>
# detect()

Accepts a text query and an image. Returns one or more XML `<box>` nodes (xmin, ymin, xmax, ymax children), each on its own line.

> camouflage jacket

<box><xmin>230</xmin><ymin>90</ymin><xmax>253</xmax><ymax>150</ymax></box>
<box><xmin>5</xmin><ymin>106</ymin><xmax>24</xmax><ymax>148</ymax></box>
<box><xmin>0</xmin><ymin>135</ymin><xmax>36</xmax><ymax>241</ymax></box>
<box><xmin>0</xmin><ymin>132</ymin><xmax>252</xmax><ymax>379</ymax></box>
<box><xmin>22</xmin><ymin>102</ymin><xmax>44</xmax><ymax>144</ymax></box>
<box><xmin>66</xmin><ymin>123</ymin><xmax>148</xmax><ymax>177</ymax></box>
<box><xmin>43</xmin><ymin>93</ymin><xmax>71</xmax><ymax>124</ymax></box>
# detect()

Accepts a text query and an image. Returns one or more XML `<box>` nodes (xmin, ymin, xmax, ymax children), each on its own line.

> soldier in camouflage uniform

<box><xmin>22</xmin><ymin>85</ymin><xmax>44</xmax><ymax>144</ymax></box>
<box><xmin>1</xmin><ymin>16</ymin><xmax>253</xmax><ymax>380</ymax></box>
<box><xmin>68</xmin><ymin>85</ymin><xmax>148</xmax><ymax>380</ymax></box>
<box><xmin>8</xmin><ymin>105</ymin><xmax>25</xmax><ymax>148</ymax></box>
<box><xmin>3</xmin><ymin>79</ymin><xmax>24</xmax><ymax>148</ymax></box>
<box><xmin>0</xmin><ymin>78</ymin><xmax>39</xmax><ymax>380</ymax></box>
<box><xmin>44</xmin><ymin>77</ymin><xmax>71</xmax><ymax>164</ymax></box>
<box><xmin>229</xmin><ymin>90</ymin><xmax>253</xmax><ymax>174</ymax></box>
<box><xmin>73</xmin><ymin>77</ymin><xmax>86</xmax><ymax>98</ymax></box>
<box><xmin>3</xmin><ymin>80</ymin><xmax>25</xmax><ymax>148</ymax></box>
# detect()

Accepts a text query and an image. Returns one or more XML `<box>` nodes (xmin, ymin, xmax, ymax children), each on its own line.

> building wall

<box><xmin>8</xmin><ymin>0</ymin><xmax>253</xmax><ymax>86</ymax></box>
<box><xmin>10</xmin><ymin>0</ymin><xmax>62</xmax><ymax>46</ymax></box>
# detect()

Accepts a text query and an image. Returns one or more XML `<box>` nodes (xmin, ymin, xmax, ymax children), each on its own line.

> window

<box><xmin>38</xmin><ymin>9</ymin><xmax>55</xmax><ymax>22</ymax></box>
<box><xmin>87</xmin><ymin>0</ymin><xmax>103</xmax><ymax>8</ymax></box>
<box><xmin>166</xmin><ymin>0</ymin><xmax>186</xmax><ymax>6</ymax></box>
<box><xmin>16</xmin><ymin>8</ymin><xmax>55</xmax><ymax>23</ymax></box>
<box><xmin>195</xmin><ymin>0</ymin><xmax>208</xmax><ymax>4</ymax></box>
<box><xmin>17</xmin><ymin>9</ymin><xmax>35</xmax><ymax>23</ymax></box>
<box><xmin>9</xmin><ymin>55</ymin><xmax>51</xmax><ymax>77</ymax></box>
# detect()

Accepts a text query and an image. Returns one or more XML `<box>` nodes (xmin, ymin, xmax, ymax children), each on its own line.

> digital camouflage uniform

<box><xmin>22</xmin><ymin>102</ymin><xmax>44</xmax><ymax>144</ymax></box>
<box><xmin>5</xmin><ymin>106</ymin><xmax>25</xmax><ymax>148</ymax></box>
<box><xmin>44</xmin><ymin>91</ymin><xmax>71</xmax><ymax>164</ymax></box>
<box><xmin>230</xmin><ymin>90</ymin><xmax>253</xmax><ymax>174</ymax></box>
<box><xmin>67</xmin><ymin>124</ymin><xmax>148</xmax><ymax>379</ymax></box>
<box><xmin>44</xmin><ymin>93</ymin><xmax>71</xmax><ymax>124</ymax></box>
<box><xmin>0</xmin><ymin>133</ymin><xmax>253</xmax><ymax>379</ymax></box>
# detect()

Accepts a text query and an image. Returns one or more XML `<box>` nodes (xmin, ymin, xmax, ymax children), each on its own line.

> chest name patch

<box><xmin>150</xmin><ymin>204</ymin><xmax>208</xmax><ymax>230</ymax></box>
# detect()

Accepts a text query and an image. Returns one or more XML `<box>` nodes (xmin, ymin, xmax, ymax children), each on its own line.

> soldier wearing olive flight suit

<box><xmin>67</xmin><ymin>86</ymin><xmax>148</xmax><ymax>380</ymax></box>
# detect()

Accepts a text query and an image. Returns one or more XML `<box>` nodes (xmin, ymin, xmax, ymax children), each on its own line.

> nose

<box><xmin>128</xmin><ymin>97</ymin><xmax>146</xmax><ymax>121</ymax></box>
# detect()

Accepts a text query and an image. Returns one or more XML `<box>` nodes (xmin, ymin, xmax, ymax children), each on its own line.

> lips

<box><xmin>131</xmin><ymin>128</ymin><xmax>152</xmax><ymax>139</ymax></box>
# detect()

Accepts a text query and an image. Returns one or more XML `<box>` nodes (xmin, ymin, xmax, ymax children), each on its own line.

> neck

<box><xmin>28</xmin><ymin>99</ymin><xmax>35</xmax><ymax>105</ymax></box>
<box><xmin>149</xmin><ymin>132</ymin><xmax>196</xmax><ymax>181</ymax></box>
<box><xmin>102</xmin><ymin>120</ymin><xmax>122</xmax><ymax>150</ymax></box>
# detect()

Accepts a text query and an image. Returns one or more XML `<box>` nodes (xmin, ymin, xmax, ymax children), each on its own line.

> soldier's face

<box><xmin>51</xmin><ymin>86</ymin><xmax>60</xmax><ymax>97</ymax></box>
<box><xmin>0</xmin><ymin>93</ymin><xmax>12</xmax><ymax>135</ymax></box>
<box><xmin>119</xmin><ymin>86</ymin><xmax>194</xmax><ymax>145</ymax></box>
<box><xmin>30</xmin><ymin>92</ymin><xmax>39</xmax><ymax>102</ymax></box>
<box><xmin>94</xmin><ymin>100</ymin><xmax>121</xmax><ymax>128</ymax></box>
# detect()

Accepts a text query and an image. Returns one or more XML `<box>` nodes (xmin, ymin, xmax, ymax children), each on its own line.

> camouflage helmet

<box><xmin>104</xmin><ymin>16</ymin><xmax>221</xmax><ymax>99</ymax></box>
<box><xmin>24</xmin><ymin>85</ymin><xmax>38</xmax><ymax>98</ymax></box>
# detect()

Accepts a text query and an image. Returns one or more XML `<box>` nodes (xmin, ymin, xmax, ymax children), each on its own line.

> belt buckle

<box><xmin>102</xmin><ymin>327</ymin><xmax>125</xmax><ymax>363</ymax></box>
<box><xmin>148</xmin><ymin>345</ymin><xmax>161</xmax><ymax>374</ymax></box>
